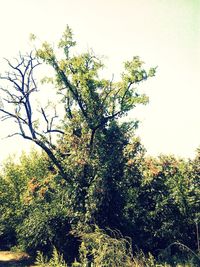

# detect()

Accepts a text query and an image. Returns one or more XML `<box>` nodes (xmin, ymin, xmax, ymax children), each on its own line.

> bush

<box><xmin>34</xmin><ymin>229</ymin><xmax>158</xmax><ymax>267</ymax></box>
<box><xmin>35</xmin><ymin>247</ymin><xmax>68</xmax><ymax>267</ymax></box>
<box><xmin>74</xmin><ymin>226</ymin><xmax>135</xmax><ymax>267</ymax></box>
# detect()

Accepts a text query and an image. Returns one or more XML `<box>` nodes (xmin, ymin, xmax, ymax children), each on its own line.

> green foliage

<box><xmin>125</xmin><ymin>154</ymin><xmax>200</xmax><ymax>252</ymax></box>
<box><xmin>158</xmin><ymin>241</ymin><xmax>200</xmax><ymax>266</ymax></box>
<box><xmin>34</xmin><ymin>26</ymin><xmax>156</xmax><ymax>234</ymax></box>
<box><xmin>0</xmin><ymin>145</ymin><xmax>199</xmax><ymax>265</ymax></box>
<box><xmin>16</xmin><ymin>202</ymin><xmax>67</xmax><ymax>252</ymax></box>
<box><xmin>35</xmin><ymin>247</ymin><xmax>68</xmax><ymax>267</ymax></box>
<box><xmin>76</xmin><ymin>226</ymin><xmax>134</xmax><ymax>266</ymax></box>
<box><xmin>0</xmin><ymin>150</ymin><xmax>49</xmax><ymax>249</ymax></box>
<box><xmin>36</xmin><ymin>25</ymin><xmax>155</xmax><ymax>132</ymax></box>
<box><xmin>0</xmin><ymin>26</ymin><xmax>199</xmax><ymax>266</ymax></box>
<box><xmin>34</xmin><ymin>228</ymin><xmax>158</xmax><ymax>267</ymax></box>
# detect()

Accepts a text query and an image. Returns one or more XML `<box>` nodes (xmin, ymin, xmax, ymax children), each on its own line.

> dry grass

<box><xmin>0</xmin><ymin>251</ymin><xmax>33</xmax><ymax>267</ymax></box>
<box><xmin>0</xmin><ymin>251</ymin><xmax>30</xmax><ymax>261</ymax></box>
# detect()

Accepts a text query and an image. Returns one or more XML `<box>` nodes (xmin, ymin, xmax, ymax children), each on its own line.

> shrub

<box><xmin>35</xmin><ymin>247</ymin><xmax>68</xmax><ymax>267</ymax></box>
<box><xmin>74</xmin><ymin>226</ymin><xmax>134</xmax><ymax>267</ymax></box>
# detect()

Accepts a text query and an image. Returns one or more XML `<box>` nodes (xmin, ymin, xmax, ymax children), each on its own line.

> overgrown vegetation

<box><xmin>0</xmin><ymin>26</ymin><xmax>199</xmax><ymax>266</ymax></box>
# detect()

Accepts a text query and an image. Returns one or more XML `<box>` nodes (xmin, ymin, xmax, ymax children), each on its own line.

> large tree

<box><xmin>0</xmin><ymin>26</ymin><xmax>156</xmax><ymax>228</ymax></box>
<box><xmin>0</xmin><ymin>26</ymin><xmax>155</xmax><ymax>179</ymax></box>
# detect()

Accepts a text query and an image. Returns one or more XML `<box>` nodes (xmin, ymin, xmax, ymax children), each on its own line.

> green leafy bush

<box><xmin>74</xmin><ymin>226</ymin><xmax>136</xmax><ymax>266</ymax></box>
<box><xmin>35</xmin><ymin>247</ymin><xmax>68</xmax><ymax>267</ymax></box>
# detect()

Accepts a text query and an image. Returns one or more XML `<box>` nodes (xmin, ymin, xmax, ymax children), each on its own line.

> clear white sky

<box><xmin>0</xmin><ymin>0</ymin><xmax>200</xmax><ymax>162</ymax></box>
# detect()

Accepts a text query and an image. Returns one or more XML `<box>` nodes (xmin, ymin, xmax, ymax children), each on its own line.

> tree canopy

<box><xmin>0</xmin><ymin>25</ymin><xmax>156</xmax><ymax>183</ymax></box>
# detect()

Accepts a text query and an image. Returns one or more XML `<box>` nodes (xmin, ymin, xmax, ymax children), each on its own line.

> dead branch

<box><xmin>0</xmin><ymin>53</ymin><xmax>69</xmax><ymax>182</ymax></box>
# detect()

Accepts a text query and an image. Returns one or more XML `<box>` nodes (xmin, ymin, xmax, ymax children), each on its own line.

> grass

<box><xmin>0</xmin><ymin>251</ymin><xmax>198</xmax><ymax>267</ymax></box>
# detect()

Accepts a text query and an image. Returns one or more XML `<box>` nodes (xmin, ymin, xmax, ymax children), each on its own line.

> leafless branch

<box><xmin>0</xmin><ymin>52</ymin><xmax>70</xmax><ymax>182</ymax></box>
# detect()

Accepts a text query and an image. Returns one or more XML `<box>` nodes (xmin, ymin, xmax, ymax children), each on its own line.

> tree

<box><xmin>0</xmin><ymin>26</ymin><xmax>156</xmax><ymax>239</ymax></box>
<box><xmin>0</xmin><ymin>150</ymin><xmax>50</xmax><ymax>250</ymax></box>
<box><xmin>0</xmin><ymin>26</ymin><xmax>155</xmax><ymax>181</ymax></box>
<box><xmin>128</xmin><ymin>154</ymin><xmax>200</xmax><ymax>253</ymax></box>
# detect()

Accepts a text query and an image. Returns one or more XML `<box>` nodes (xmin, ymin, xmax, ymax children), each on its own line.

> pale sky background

<box><xmin>0</xmin><ymin>0</ymin><xmax>200</xmax><ymax>162</ymax></box>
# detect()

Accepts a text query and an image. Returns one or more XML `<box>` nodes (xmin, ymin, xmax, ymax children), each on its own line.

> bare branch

<box><xmin>44</xmin><ymin>129</ymin><xmax>65</xmax><ymax>135</ymax></box>
<box><xmin>0</xmin><ymin>53</ymin><xmax>69</xmax><ymax>182</ymax></box>
<box><xmin>4</xmin><ymin>132</ymin><xmax>22</xmax><ymax>138</ymax></box>
<box><xmin>41</xmin><ymin>107</ymin><xmax>48</xmax><ymax>125</ymax></box>
<box><xmin>0</xmin><ymin>108</ymin><xmax>27</xmax><ymax>124</ymax></box>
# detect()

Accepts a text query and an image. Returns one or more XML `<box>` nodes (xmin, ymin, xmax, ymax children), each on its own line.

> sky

<box><xmin>0</xmin><ymin>0</ymin><xmax>200</xmax><ymax>162</ymax></box>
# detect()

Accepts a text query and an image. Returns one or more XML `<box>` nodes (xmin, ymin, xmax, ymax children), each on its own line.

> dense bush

<box><xmin>0</xmin><ymin>147</ymin><xmax>199</xmax><ymax>265</ymax></box>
